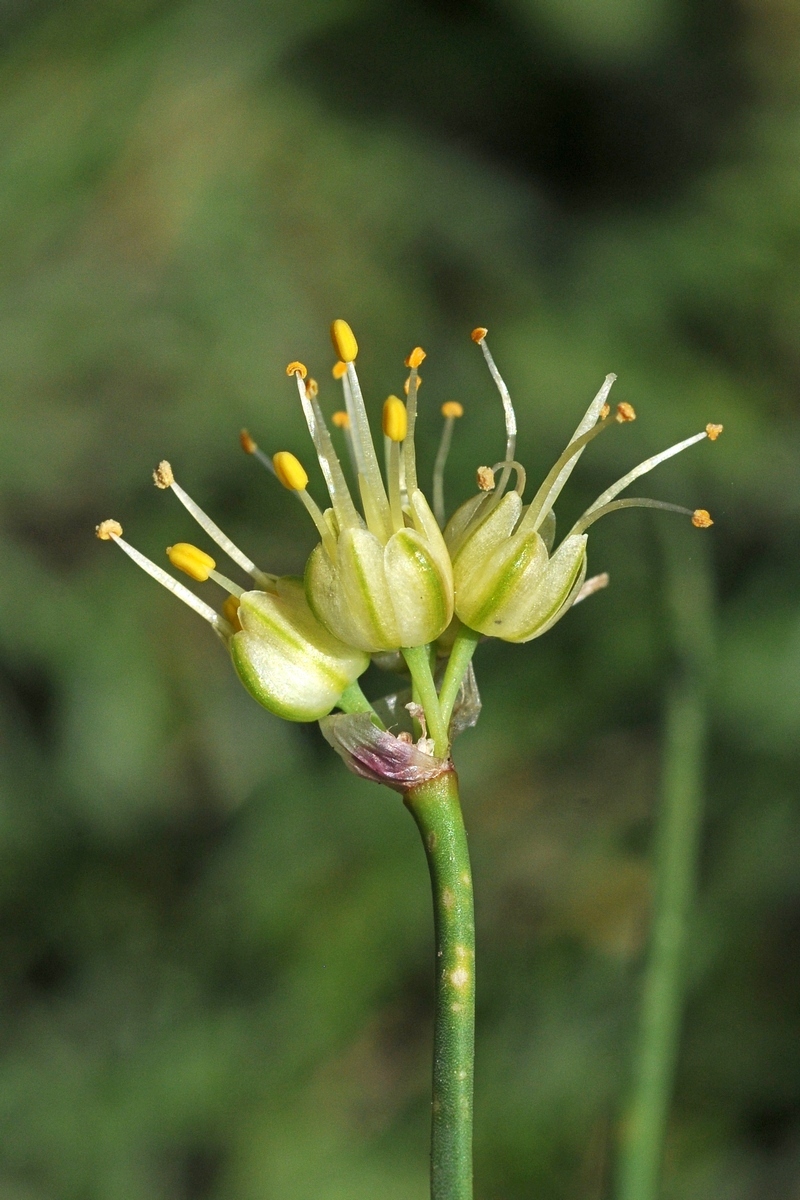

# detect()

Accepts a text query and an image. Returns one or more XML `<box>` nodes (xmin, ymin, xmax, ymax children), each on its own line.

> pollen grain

<box><xmin>96</xmin><ymin>519</ymin><xmax>122</xmax><ymax>540</ymax></box>
<box><xmin>153</xmin><ymin>460</ymin><xmax>174</xmax><ymax>489</ymax></box>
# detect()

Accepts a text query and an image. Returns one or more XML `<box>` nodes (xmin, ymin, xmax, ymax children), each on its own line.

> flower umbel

<box><xmin>96</xmin><ymin>318</ymin><xmax>719</xmax><ymax>768</ymax></box>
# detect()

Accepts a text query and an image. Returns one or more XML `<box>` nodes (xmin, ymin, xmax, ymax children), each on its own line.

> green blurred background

<box><xmin>1</xmin><ymin>0</ymin><xmax>799</xmax><ymax>1196</ymax></box>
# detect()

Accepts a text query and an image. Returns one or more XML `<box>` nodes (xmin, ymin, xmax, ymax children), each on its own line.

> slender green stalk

<box><xmin>338</xmin><ymin>681</ymin><xmax>384</xmax><ymax>725</ymax></box>
<box><xmin>438</xmin><ymin>625</ymin><xmax>481</xmax><ymax>733</ymax></box>
<box><xmin>405</xmin><ymin>769</ymin><xmax>475</xmax><ymax>1200</ymax></box>
<box><xmin>402</xmin><ymin>644</ymin><xmax>450</xmax><ymax>757</ymax></box>
<box><xmin>615</xmin><ymin>535</ymin><xmax>713</xmax><ymax>1200</ymax></box>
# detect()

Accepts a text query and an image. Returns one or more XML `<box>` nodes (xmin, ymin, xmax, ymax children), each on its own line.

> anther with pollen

<box><xmin>273</xmin><ymin>450</ymin><xmax>337</xmax><ymax>558</ymax></box>
<box><xmin>433</xmin><ymin>401</ymin><xmax>465</xmax><ymax>526</ymax></box>
<box><xmin>152</xmin><ymin>459</ymin><xmax>273</xmax><ymax>589</ymax></box>
<box><xmin>95</xmin><ymin>522</ymin><xmax>233</xmax><ymax>639</ymax></box>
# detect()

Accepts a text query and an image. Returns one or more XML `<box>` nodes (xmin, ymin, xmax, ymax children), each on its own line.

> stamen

<box><xmin>341</xmin><ymin>353</ymin><xmax>391</xmax><ymax>541</ymax></box>
<box><xmin>273</xmin><ymin>450</ymin><xmax>338</xmax><ymax>559</ymax></box>
<box><xmin>432</xmin><ymin>401</ymin><xmax>464</xmax><ymax>527</ymax></box>
<box><xmin>572</xmin><ymin>573</ymin><xmax>610</xmax><ymax>605</ymax></box>
<box><xmin>222</xmin><ymin>593</ymin><xmax>242</xmax><ymax>631</ymax></box>
<box><xmin>472</xmin><ymin>329</ymin><xmax>517</xmax><ymax>500</ymax></box>
<box><xmin>403</xmin><ymin>373</ymin><xmax>422</xmax><ymax>396</ymax></box>
<box><xmin>331</xmin><ymin>409</ymin><xmax>358</xmax><ymax>478</ymax></box>
<box><xmin>330</xmin><ymin>319</ymin><xmax>358</xmax><ymax>363</ymax></box>
<box><xmin>570</xmin><ymin>497</ymin><xmax>700</xmax><ymax>537</ymax></box>
<box><xmin>240</xmin><ymin>429</ymin><xmax>277</xmax><ymax>477</ymax></box>
<box><xmin>166</xmin><ymin>542</ymin><xmax>215</xmax><ymax>581</ymax></box>
<box><xmin>490</xmin><ymin>459</ymin><xmax>526</xmax><ymax>496</ymax></box>
<box><xmin>153</xmin><ymin>459</ymin><xmax>274</xmax><ymax>589</ymax></box>
<box><xmin>536</xmin><ymin>373</ymin><xmax>617</xmax><ymax>523</ymax></box>
<box><xmin>96</xmin><ymin>519</ymin><xmax>122</xmax><ymax>540</ymax></box>
<box><xmin>293</xmin><ymin>372</ymin><xmax>361</xmax><ymax>531</ymax></box>
<box><xmin>286</xmin><ymin>360</ymin><xmax>307</xmax><ymax>380</ymax></box>
<box><xmin>402</xmin><ymin>348</ymin><xmax>425</xmax><ymax>498</ymax></box>
<box><xmin>580</xmin><ymin>429</ymin><xmax>711</xmax><ymax>521</ymax></box>
<box><xmin>616</xmin><ymin>402</ymin><xmax>636</xmax><ymax>422</ymax></box>
<box><xmin>382</xmin><ymin>395</ymin><xmax>408</xmax><ymax>442</ymax></box>
<box><xmin>476</xmin><ymin>466</ymin><xmax>495</xmax><ymax>492</ymax></box>
<box><xmin>166</xmin><ymin>543</ymin><xmax>244</xmax><ymax>597</ymax></box>
<box><xmin>305</xmin><ymin>377</ymin><xmax>319</xmax><ymax>399</ymax></box>
<box><xmin>692</xmin><ymin>508</ymin><xmax>714</xmax><ymax>528</ymax></box>
<box><xmin>332</xmin><ymin>360</ymin><xmax>347</xmax><ymax>380</ymax></box>
<box><xmin>705</xmin><ymin>424</ymin><xmax>723</xmax><ymax>441</ymax></box>
<box><xmin>383</xmin><ymin>396</ymin><xmax>407</xmax><ymax>532</ymax></box>
<box><xmin>517</xmin><ymin>411</ymin><xmax>620</xmax><ymax>536</ymax></box>
<box><xmin>95</xmin><ymin>521</ymin><xmax>232</xmax><ymax>640</ymax></box>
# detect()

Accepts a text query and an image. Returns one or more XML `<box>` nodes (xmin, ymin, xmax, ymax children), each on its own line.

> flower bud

<box><xmin>450</xmin><ymin>492</ymin><xmax>587</xmax><ymax>642</ymax></box>
<box><xmin>230</xmin><ymin>577</ymin><xmax>369</xmax><ymax>721</ymax></box>
<box><xmin>305</xmin><ymin>489</ymin><xmax>454</xmax><ymax>653</ymax></box>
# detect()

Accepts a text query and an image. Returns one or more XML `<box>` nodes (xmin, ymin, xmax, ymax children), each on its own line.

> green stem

<box><xmin>405</xmin><ymin>769</ymin><xmax>475</xmax><ymax>1200</ymax></box>
<box><xmin>438</xmin><ymin>626</ymin><xmax>481</xmax><ymax>733</ymax></box>
<box><xmin>615</xmin><ymin>535</ymin><xmax>712</xmax><ymax>1200</ymax></box>
<box><xmin>402</xmin><ymin>645</ymin><xmax>450</xmax><ymax>758</ymax></box>
<box><xmin>337</xmin><ymin>681</ymin><xmax>385</xmax><ymax>727</ymax></box>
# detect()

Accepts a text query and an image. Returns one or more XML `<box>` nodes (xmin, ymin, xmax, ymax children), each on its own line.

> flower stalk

<box><xmin>405</xmin><ymin>769</ymin><xmax>475</xmax><ymax>1200</ymax></box>
<box><xmin>97</xmin><ymin>318</ymin><xmax>722</xmax><ymax>1200</ymax></box>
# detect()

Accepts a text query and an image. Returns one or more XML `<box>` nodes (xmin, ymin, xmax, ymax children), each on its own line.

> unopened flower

<box><xmin>444</xmin><ymin>329</ymin><xmax>721</xmax><ymax>643</ymax></box>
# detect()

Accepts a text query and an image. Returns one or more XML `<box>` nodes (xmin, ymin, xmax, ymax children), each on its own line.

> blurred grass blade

<box><xmin>615</xmin><ymin>531</ymin><xmax>714</xmax><ymax>1200</ymax></box>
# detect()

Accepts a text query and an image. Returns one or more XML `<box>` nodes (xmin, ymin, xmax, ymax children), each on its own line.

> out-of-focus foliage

<box><xmin>0</xmin><ymin>0</ymin><xmax>799</xmax><ymax>1196</ymax></box>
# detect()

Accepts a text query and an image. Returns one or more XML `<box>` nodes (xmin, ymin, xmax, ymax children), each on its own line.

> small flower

<box><xmin>445</xmin><ymin>329</ymin><xmax>721</xmax><ymax>643</ymax></box>
<box><xmin>95</xmin><ymin>459</ymin><xmax>369</xmax><ymax>723</ymax></box>
<box><xmin>281</xmin><ymin>323</ymin><xmax>454</xmax><ymax>654</ymax></box>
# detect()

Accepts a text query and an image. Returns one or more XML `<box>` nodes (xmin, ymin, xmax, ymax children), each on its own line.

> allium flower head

<box><xmin>96</xmin><ymin>317</ymin><xmax>720</xmax><ymax>776</ymax></box>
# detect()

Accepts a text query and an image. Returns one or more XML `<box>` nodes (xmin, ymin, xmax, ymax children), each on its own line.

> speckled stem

<box><xmin>405</xmin><ymin>769</ymin><xmax>474</xmax><ymax>1200</ymax></box>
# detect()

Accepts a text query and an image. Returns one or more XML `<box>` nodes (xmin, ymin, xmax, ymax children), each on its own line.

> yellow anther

<box><xmin>477</xmin><ymin>466</ymin><xmax>495</xmax><ymax>492</ymax></box>
<box><xmin>615</xmin><ymin>402</ymin><xmax>637</xmax><ymax>423</ymax></box>
<box><xmin>96</xmin><ymin>519</ymin><xmax>122</xmax><ymax>540</ymax></box>
<box><xmin>222</xmin><ymin>593</ymin><xmax>242</xmax><ymax>632</ymax></box>
<box><xmin>405</xmin><ymin>346</ymin><xmax>426</xmax><ymax>369</ymax></box>
<box><xmin>272</xmin><ymin>451</ymin><xmax>309</xmax><ymax>492</ymax></box>
<box><xmin>332</xmin><ymin>360</ymin><xmax>348</xmax><ymax>380</ymax></box>
<box><xmin>240</xmin><ymin>429</ymin><xmax>257</xmax><ymax>455</ymax></box>
<box><xmin>692</xmin><ymin>509</ymin><xmax>714</xmax><ymax>528</ymax></box>
<box><xmin>305</xmin><ymin>377</ymin><xmax>319</xmax><ymax>398</ymax></box>
<box><xmin>331</xmin><ymin>410</ymin><xmax>350</xmax><ymax>429</ymax></box>
<box><xmin>706</xmin><ymin>423</ymin><xmax>723</xmax><ymax>441</ymax></box>
<box><xmin>167</xmin><ymin>542</ymin><xmax>216</xmax><ymax>582</ymax></box>
<box><xmin>403</xmin><ymin>374</ymin><xmax>422</xmax><ymax>395</ymax></box>
<box><xmin>441</xmin><ymin>401</ymin><xmax>464</xmax><ymax>419</ymax></box>
<box><xmin>600</xmin><ymin>404</ymin><xmax>611</xmax><ymax>420</ymax></box>
<box><xmin>330</xmin><ymin>319</ymin><xmax>358</xmax><ymax>363</ymax></box>
<box><xmin>153</xmin><ymin>460</ymin><xmax>174</xmax><ymax>489</ymax></box>
<box><xmin>286</xmin><ymin>360</ymin><xmax>307</xmax><ymax>380</ymax></box>
<box><xmin>383</xmin><ymin>395</ymin><xmax>408</xmax><ymax>442</ymax></box>
<box><xmin>471</xmin><ymin>326</ymin><xmax>488</xmax><ymax>343</ymax></box>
